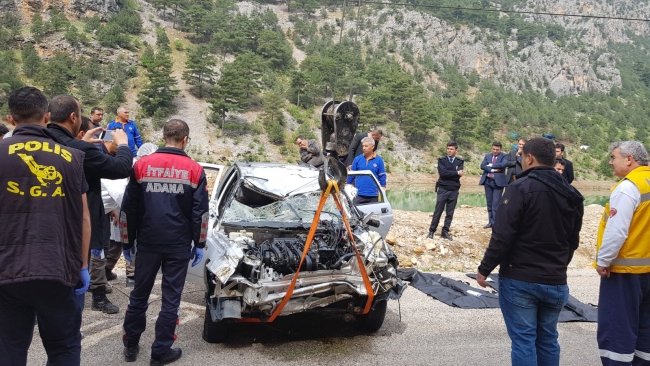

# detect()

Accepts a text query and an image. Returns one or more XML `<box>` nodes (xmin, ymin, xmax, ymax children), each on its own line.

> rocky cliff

<box><xmin>0</xmin><ymin>0</ymin><xmax>121</xmax><ymax>20</ymax></box>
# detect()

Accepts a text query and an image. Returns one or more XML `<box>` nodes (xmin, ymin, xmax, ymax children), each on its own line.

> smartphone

<box><xmin>99</xmin><ymin>130</ymin><xmax>114</xmax><ymax>141</ymax></box>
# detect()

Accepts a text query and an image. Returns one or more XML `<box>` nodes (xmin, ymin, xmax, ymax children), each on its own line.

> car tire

<box><xmin>203</xmin><ymin>306</ymin><xmax>229</xmax><ymax>343</ymax></box>
<box><xmin>356</xmin><ymin>300</ymin><xmax>387</xmax><ymax>333</ymax></box>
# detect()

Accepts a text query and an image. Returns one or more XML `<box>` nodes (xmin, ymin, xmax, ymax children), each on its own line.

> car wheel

<box><xmin>356</xmin><ymin>300</ymin><xmax>387</xmax><ymax>333</ymax></box>
<box><xmin>203</xmin><ymin>306</ymin><xmax>229</xmax><ymax>343</ymax></box>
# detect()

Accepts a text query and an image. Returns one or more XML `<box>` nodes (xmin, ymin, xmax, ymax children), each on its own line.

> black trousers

<box><xmin>354</xmin><ymin>195</ymin><xmax>378</xmax><ymax>205</ymax></box>
<box><xmin>429</xmin><ymin>188</ymin><xmax>459</xmax><ymax>234</ymax></box>
<box><xmin>0</xmin><ymin>281</ymin><xmax>82</xmax><ymax>366</ymax></box>
<box><xmin>123</xmin><ymin>248</ymin><xmax>191</xmax><ymax>358</ymax></box>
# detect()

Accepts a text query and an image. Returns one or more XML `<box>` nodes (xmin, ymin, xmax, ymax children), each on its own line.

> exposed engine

<box><xmin>239</xmin><ymin>233</ymin><xmax>356</xmax><ymax>283</ymax></box>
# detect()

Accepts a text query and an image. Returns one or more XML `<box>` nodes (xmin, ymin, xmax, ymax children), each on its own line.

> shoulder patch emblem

<box><xmin>609</xmin><ymin>208</ymin><xmax>617</xmax><ymax>218</ymax></box>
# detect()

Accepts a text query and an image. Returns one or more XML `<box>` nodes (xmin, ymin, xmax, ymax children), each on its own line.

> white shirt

<box><xmin>101</xmin><ymin>177</ymin><xmax>128</xmax><ymax>241</ymax></box>
<box><xmin>598</xmin><ymin>179</ymin><xmax>640</xmax><ymax>267</ymax></box>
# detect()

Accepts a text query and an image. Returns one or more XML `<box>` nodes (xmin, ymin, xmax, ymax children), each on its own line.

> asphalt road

<box><xmin>26</xmin><ymin>269</ymin><xmax>601</xmax><ymax>366</ymax></box>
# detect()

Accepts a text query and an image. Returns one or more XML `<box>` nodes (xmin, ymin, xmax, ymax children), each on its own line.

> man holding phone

<box><xmin>48</xmin><ymin>95</ymin><xmax>133</xmax><ymax>315</ymax></box>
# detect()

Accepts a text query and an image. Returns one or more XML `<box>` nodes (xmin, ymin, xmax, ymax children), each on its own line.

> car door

<box><xmin>347</xmin><ymin>170</ymin><xmax>394</xmax><ymax>238</ymax></box>
<box><xmin>186</xmin><ymin>163</ymin><xmax>224</xmax><ymax>284</ymax></box>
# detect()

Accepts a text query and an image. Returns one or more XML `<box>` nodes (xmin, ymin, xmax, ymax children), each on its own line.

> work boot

<box><xmin>426</xmin><ymin>231</ymin><xmax>434</xmax><ymax>239</ymax></box>
<box><xmin>106</xmin><ymin>268</ymin><xmax>118</xmax><ymax>281</ymax></box>
<box><xmin>124</xmin><ymin>345</ymin><xmax>139</xmax><ymax>362</ymax></box>
<box><xmin>441</xmin><ymin>232</ymin><xmax>453</xmax><ymax>241</ymax></box>
<box><xmin>91</xmin><ymin>286</ymin><xmax>119</xmax><ymax>314</ymax></box>
<box><xmin>150</xmin><ymin>348</ymin><xmax>182</xmax><ymax>365</ymax></box>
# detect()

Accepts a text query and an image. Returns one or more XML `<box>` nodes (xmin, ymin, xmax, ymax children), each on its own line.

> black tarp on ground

<box><xmin>396</xmin><ymin>269</ymin><xmax>597</xmax><ymax>322</ymax></box>
<box><xmin>397</xmin><ymin>268</ymin><xmax>500</xmax><ymax>309</ymax></box>
<box><xmin>465</xmin><ymin>273</ymin><xmax>598</xmax><ymax>323</ymax></box>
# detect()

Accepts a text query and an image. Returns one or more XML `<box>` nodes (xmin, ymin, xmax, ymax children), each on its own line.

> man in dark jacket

<box><xmin>427</xmin><ymin>141</ymin><xmax>464</xmax><ymax>240</ymax></box>
<box><xmin>555</xmin><ymin>143</ymin><xmax>574</xmax><ymax>183</ymax></box>
<box><xmin>120</xmin><ymin>119</ymin><xmax>209</xmax><ymax>364</ymax></box>
<box><xmin>295</xmin><ymin>136</ymin><xmax>323</xmax><ymax>168</ymax></box>
<box><xmin>345</xmin><ymin>128</ymin><xmax>382</xmax><ymax>169</ymax></box>
<box><xmin>48</xmin><ymin>95</ymin><xmax>133</xmax><ymax>314</ymax></box>
<box><xmin>0</xmin><ymin>87</ymin><xmax>90</xmax><ymax>365</ymax></box>
<box><xmin>476</xmin><ymin>137</ymin><xmax>584</xmax><ymax>366</ymax></box>
<box><xmin>506</xmin><ymin>138</ymin><xmax>527</xmax><ymax>183</ymax></box>
<box><xmin>479</xmin><ymin>141</ymin><xmax>509</xmax><ymax>228</ymax></box>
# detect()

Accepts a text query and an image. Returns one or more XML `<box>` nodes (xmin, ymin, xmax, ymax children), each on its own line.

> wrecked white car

<box><xmin>187</xmin><ymin>162</ymin><xmax>404</xmax><ymax>343</ymax></box>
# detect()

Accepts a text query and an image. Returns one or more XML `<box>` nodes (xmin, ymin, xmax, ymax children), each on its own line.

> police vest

<box><xmin>0</xmin><ymin>125</ymin><xmax>86</xmax><ymax>287</ymax></box>
<box><xmin>595</xmin><ymin>166</ymin><xmax>650</xmax><ymax>274</ymax></box>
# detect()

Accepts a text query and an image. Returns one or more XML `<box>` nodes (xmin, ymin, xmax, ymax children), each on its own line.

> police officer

<box><xmin>595</xmin><ymin>141</ymin><xmax>650</xmax><ymax>365</ymax></box>
<box><xmin>427</xmin><ymin>141</ymin><xmax>464</xmax><ymax>240</ymax></box>
<box><xmin>121</xmin><ymin>119</ymin><xmax>209</xmax><ymax>364</ymax></box>
<box><xmin>48</xmin><ymin>95</ymin><xmax>133</xmax><ymax>314</ymax></box>
<box><xmin>0</xmin><ymin>86</ymin><xmax>90</xmax><ymax>365</ymax></box>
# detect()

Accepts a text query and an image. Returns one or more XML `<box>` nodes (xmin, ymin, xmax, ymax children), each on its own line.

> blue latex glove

<box><xmin>75</xmin><ymin>267</ymin><xmax>90</xmax><ymax>295</ymax></box>
<box><xmin>191</xmin><ymin>247</ymin><xmax>203</xmax><ymax>267</ymax></box>
<box><xmin>123</xmin><ymin>247</ymin><xmax>135</xmax><ymax>263</ymax></box>
<box><xmin>90</xmin><ymin>249</ymin><xmax>103</xmax><ymax>258</ymax></box>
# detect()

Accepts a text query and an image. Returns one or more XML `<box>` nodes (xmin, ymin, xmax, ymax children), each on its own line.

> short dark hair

<box><xmin>519</xmin><ymin>138</ymin><xmax>528</xmax><ymax>143</ymax></box>
<box><xmin>90</xmin><ymin>107</ymin><xmax>103</xmax><ymax>115</ymax></box>
<box><xmin>296</xmin><ymin>136</ymin><xmax>306</xmax><ymax>141</ymax></box>
<box><xmin>446</xmin><ymin>141</ymin><xmax>458</xmax><ymax>149</ymax></box>
<box><xmin>49</xmin><ymin>95</ymin><xmax>80</xmax><ymax>123</ymax></box>
<box><xmin>163</xmin><ymin>119</ymin><xmax>189</xmax><ymax>143</ymax></box>
<box><xmin>0</xmin><ymin>124</ymin><xmax>9</xmax><ymax>136</ymax></box>
<box><xmin>8</xmin><ymin>86</ymin><xmax>49</xmax><ymax>124</ymax></box>
<box><xmin>554</xmin><ymin>159</ymin><xmax>566</xmax><ymax>166</ymax></box>
<box><xmin>492</xmin><ymin>141</ymin><xmax>502</xmax><ymax>148</ymax></box>
<box><xmin>80</xmin><ymin>116</ymin><xmax>92</xmax><ymax>133</ymax></box>
<box><xmin>555</xmin><ymin>143</ymin><xmax>565</xmax><ymax>152</ymax></box>
<box><xmin>523</xmin><ymin>138</ymin><xmax>556</xmax><ymax>166</ymax></box>
<box><xmin>372</xmin><ymin>128</ymin><xmax>383</xmax><ymax>136</ymax></box>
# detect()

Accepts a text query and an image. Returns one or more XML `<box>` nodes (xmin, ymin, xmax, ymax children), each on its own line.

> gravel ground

<box><xmin>26</xmin><ymin>269</ymin><xmax>601</xmax><ymax>366</ymax></box>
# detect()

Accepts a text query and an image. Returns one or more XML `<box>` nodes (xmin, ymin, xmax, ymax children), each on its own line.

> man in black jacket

<box><xmin>506</xmin><ymin>138</ymin><xmax>527</xmax><ymax>183</ymax></box>
<box><xmin>48</xmin><ymin>95</ymin><xmax>133</xmax><ymax>314</ymax></box>
<box><xmin>0</xmin><ymin>87</ymin><xmax>90</xmax><ymax>365</ymax></box>
<box><xmin>555</xmin><ymin>143</ymin><xmax>574</xmax><ymax>183</ymax></box>
<box><xmin>345</xmin><ymin>128</ymin><xmax>382</xmax><ymax>169</ymax></box>
<box><xmin>476</xmin><ymin>137</ymin><xmax>584</xmax><ymax>366</ymax></box>
<box><xmin>427</xmin><ymin>141</ymin><xmax>464</xmax><ymax>240</ymax></box>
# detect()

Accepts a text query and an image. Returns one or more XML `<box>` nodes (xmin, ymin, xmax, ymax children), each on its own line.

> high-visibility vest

<box><xmin>594</xmin><ymin>166</ymin><xmax>650</xmax><ymax>273</ymax></box>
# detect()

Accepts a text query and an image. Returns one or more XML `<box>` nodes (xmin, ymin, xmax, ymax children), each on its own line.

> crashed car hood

<box><xmin>239</xmin><ymin>164</ymin><xmax>321</xmax><ymax>198</ymax></box>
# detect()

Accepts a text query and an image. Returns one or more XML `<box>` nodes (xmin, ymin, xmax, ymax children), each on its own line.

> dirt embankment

<box><xmin>385</xmin><ymin>204</ymin><xmax>604</xmax><ymax>272</ymax></box>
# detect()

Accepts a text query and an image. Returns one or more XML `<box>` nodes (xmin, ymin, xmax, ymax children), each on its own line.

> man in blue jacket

<box><xmin>347</xmin><ymin>137</ymin><xmax>387</xmax><ymax>204</ymax></box>
<box><xmin>479</xmin><ymin>141</ymin><xmax>509</xmax><ymax>228</ymax></box>
<box><xmin>120</xmin><ymin>119</ymin><xmax>209</xmax><ymax>365</ymax></box>
<box><xmin>107</xmin><ymin>106</ymin><xmax>142</xmax><ymax>156</ymax></box>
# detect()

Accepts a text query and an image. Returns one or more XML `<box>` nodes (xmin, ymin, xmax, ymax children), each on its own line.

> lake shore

<box><xmin>386</xmin><ymin>172</ymin><xmax>615</xmax><ymax>193</ymax></box>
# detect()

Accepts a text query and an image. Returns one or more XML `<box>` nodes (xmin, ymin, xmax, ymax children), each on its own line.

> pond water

<box><xmin>385</xmin><ymin>187</ymin><xmax>609</xmax><ymax>212</ymax></box>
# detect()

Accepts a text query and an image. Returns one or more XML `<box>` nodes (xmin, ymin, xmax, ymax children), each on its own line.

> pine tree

<box><xmin>182</xmin><ymin>45</ymin><xmax>217</xmax><ymax>98</ymax></box>
<box><xmin>450</xmin><ymin>98</ymin><xmax>479</xmax><ymax>147</ymax></box>
<box><xmin>401</xmin><ymin>95</ymin><xmax>434</xmax><ymax>144</ymax></box>
<box><xmin>30</xmin><ymin>13</ymin><xmax>49</xmax><ymax>42</ymax></box>
<box><xmin>21</xmin><ymin>43</ymin><xmax>42</xmax><ymax>78</ymax></box>
<box><xmin>50</xmin><ymin>8</ymin><xmax>70</xmax><ymax>32</ymax></box>
<box><xmin>156</xmin><ymin>27</ymin><xmax>171</xmax><ymax>53</ymax></box>
<box><xmin>137</xmin><ymin>51</ymin><xmax>178</xmax><ymax>116</ymax></box>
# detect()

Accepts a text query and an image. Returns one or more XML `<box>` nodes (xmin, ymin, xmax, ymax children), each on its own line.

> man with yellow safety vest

<box><xmin>595</xmin><ymin>140</ymin><xmax>650</xmax><ymax>366</ymax></box>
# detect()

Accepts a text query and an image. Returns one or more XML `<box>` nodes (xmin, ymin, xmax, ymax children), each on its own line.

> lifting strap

<box><xmin>267</xmin><ymin>180</ymin><xmax>375</xmax><ymax>322</ymax></box>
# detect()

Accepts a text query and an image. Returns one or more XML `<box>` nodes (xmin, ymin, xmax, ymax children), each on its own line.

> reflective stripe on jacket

<box><xmin>595</xmin><ymin>166</ymin><xmax>650</xmax><ymax>273</ymax></box>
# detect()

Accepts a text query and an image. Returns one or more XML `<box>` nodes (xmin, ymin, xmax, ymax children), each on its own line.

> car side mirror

<box><xmin>362</xmin><ymin>213</ymin><xmax>381</xmax><ymax>227</ymax></box>
<box><xmin>367</xmin><ymin>218</ymin><xmax>381</xmax><ymax>228</ymax></box>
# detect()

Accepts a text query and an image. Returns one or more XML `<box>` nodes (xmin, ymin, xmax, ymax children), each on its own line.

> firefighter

<box><xmin>121</xmin><ymin>119</ymin><xmax>209</xmax><ymax>364</ymax></box>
